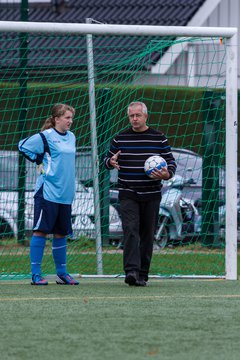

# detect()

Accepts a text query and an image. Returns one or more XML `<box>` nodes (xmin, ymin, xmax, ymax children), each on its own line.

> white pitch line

<box><xmin>1</xmin><ymin>294</ymin><xmax>240</xmax><ymax>302</ymax></box>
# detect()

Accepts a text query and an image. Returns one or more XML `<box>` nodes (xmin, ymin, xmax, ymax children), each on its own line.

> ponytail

<box><xmin>41</xmin><ymin>116</ymin><xmax>55</xmax><ymax>131</ymax></box>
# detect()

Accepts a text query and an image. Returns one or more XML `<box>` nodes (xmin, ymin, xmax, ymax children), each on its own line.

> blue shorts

<box><xmin>33</xmin><ymin>186</ymin><xmax>72</xmax><ymax>236</ymax></box>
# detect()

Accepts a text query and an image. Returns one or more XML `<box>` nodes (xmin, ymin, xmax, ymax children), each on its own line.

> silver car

<box><xmin>0</xmin><ymin>150</ymin><xmax>123</xmax><ymax>244</ymax></box>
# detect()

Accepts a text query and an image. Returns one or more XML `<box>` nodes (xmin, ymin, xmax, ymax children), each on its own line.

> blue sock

<box><xmin>30</xmin><ymin>235</ymin><xmax>46</xmax><ymax>275</ymax></box>
<box><xmin>52</xmin><ymin>238</ymin><xmax>67</xmax><ymax>275</ymax></box>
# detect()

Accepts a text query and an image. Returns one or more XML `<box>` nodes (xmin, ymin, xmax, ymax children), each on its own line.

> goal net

<box><xmin>0</xmin><ymin>22</ymin><xmax>237</xmax><ymax>280</ymax></box>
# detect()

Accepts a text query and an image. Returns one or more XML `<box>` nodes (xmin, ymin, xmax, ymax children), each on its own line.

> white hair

<box><xmin>127</xmin><ymin>101</ymin><xmax>148</xmax><ymax>115</ymax></box>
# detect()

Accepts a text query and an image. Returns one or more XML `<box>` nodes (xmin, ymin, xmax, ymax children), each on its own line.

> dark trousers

<box><xmin>120</xmin><ymin>197</ymin><xmax>161</xmax><ymax>280</ymax></box>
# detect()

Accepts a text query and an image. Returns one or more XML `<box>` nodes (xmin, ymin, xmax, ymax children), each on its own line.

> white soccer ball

<box><xmin>144</xmin><ymin>155</ymin><xmax>167</xmax><ymax>178</ymax></box>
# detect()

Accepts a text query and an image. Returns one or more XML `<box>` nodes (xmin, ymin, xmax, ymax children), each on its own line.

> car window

<box><xmin>0</xmin><ymin>151</ymin><xmax>37</xmax><ymax>190</ymax></box>
<box><xmin>1</xmin><ymin>148</ymin><xmax>226</xmax><ymax>193</ymax></box>
<box><xmin>75</xmin><ymin>150</ymin><xmax>92</xmax><ymax>184</ymax></box>
<box><xmin>172</xmin><ymin>149</ymin><xmax>226</xmax><ymax>188</ymax></box>
<box><xmin>75</xmin><ymin>148</ymin><xmax>204</xmax><ymax>187</ymax></box>
<box><xmin>0</xmin><ymin>150</ymin><xmax>88</xmax><ymax>191</ymax></box>
<box><xmin>108</xmin><ymin>149</ymin><xmax>204</xmax><ymax>187</ymax></box>
<box><xmin>172</xmin><ymin>150</ymin><xmax>202</xmax><ymax>186</ymax></box>
<box><xmin>0</xmin><ymin>151</ymin><xmax>18</xmax><ymax>190</ymax></box>
<box><xmin>75</xmin><ymin>149</ymin><xmax>117</xmax><ymax>186</ymax></box>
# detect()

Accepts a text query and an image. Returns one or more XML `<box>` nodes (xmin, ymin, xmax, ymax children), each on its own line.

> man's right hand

<box><xmin>110</xmin><ymin>150</ymin><xmax>121</xmax><ymax>170</ymax></box>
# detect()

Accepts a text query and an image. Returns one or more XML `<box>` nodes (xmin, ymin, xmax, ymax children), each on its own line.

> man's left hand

<box><xmin>151</xmin><ymin>167</ymin><xmax>170</xmax><ymax>180</ymax></box>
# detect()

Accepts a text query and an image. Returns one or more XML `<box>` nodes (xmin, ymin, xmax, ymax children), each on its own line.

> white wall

<box><xmin>135</xmin><ymin>0</ymin><xmax>239</xmax><ymax>87</ymax></box>
<box><xmin>203</xmin><ymin>0</ymin><xmax>240</xmax><ymax>77</ymax></box>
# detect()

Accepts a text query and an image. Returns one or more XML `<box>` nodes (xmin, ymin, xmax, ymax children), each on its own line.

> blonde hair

<box><xmin>41</xmin><ymin>103</ymin><xmax>75</xmax><ymax>131</ymax></box>
<box><xmin>127</xmin><ymin>101</ymin><xmax>148</xmax><ymax>116</ymax></box>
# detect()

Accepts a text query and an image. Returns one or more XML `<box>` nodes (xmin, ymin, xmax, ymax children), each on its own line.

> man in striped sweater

<box><xmin>104</xmin><ymin>102</ymin><xmax>177</xmax><ymax>286</ymax></box>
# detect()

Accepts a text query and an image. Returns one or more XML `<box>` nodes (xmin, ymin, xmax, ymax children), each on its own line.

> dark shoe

<box><xmin>135</xmin><ymin>279</ymin><xmax>147</xmax><ymax>287</ymax></box>
<box><xmin>125</xmin><ymin>271</ymin><xmax>138</xmax><ymax>286</ymax></box>
<box><xmin>139</xmin><ymin>274</ymin><xmax>148</xmax><ymax>282</ymax></box>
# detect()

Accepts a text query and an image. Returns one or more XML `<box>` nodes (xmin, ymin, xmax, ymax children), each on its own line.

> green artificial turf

<box><xmin>1</xmin><ymin>278</ymin><xmax>240</xmax><ymax>360</ymax></box>
<box><xmin>0</xmin><ymin>243</ymin><xmax>228</xmax><ymax>278</ymax></box>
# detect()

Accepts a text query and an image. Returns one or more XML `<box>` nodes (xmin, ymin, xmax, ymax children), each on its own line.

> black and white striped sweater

<box><xmin>104</xmin><ymin>127</ymin><xmax>177</xmax><ymax>201</ymax></box>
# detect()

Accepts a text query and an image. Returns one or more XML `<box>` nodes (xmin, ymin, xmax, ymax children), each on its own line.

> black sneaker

<box><xmin>135</xmin><ymin>279</ymin><xmax>147</xmax><ymax>287</ymax></box>
<box><xmin>139</xmin><ymin>274</ymin><xmax>148</xmax><ymax>282</ymax></box>
<box><xmin>125</xmin><ymin>271</ymin><xmax>138</xmax><ymax>286</ymax></box>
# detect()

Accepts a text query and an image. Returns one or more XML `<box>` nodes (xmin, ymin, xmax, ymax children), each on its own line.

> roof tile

<box><xmin>0</xmin><ymin>0</ymin><xmax>206</xmax><ymax>69</ymax></box>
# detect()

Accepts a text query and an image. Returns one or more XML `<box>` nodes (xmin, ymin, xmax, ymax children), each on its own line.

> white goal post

<box><xmin>0</xmin><ymin>21</ymin><xmax>238</xmax><ymax>280</ymax></box>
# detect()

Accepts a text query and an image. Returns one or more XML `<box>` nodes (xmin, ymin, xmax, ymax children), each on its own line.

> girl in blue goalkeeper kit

<box><xmin>18</xmin><ymin>103</ymin><xmax>79</xmax><ymax>285</ymax></box>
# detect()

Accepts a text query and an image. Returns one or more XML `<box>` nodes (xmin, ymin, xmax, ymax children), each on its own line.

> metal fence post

<box><xmin>18</xmin><ymin>0</ymin><xmax>29</xmax><ymax>244</ymax></box>
<box><xmin>97</xmin><ymin>88</ymin><xmax>112</xmax><ymax>245</ymax></box>
<box><xmin>201</xmin><ymin>91</ymin><xmax>224</xmax><ymax>247</ymax></box>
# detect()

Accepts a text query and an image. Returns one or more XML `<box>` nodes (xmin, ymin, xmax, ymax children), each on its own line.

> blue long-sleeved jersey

<box><xmin>18</xmin><ymin>128</ymin><xmax>76</xmax><ymax>205</ymax></box>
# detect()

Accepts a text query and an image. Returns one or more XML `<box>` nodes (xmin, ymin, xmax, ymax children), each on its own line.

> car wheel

<box><xmin>154</xmin><ymin>215</ymin><xmax>170</xmax><ymax>249</ymax></box>
<box><xmin>0</xmin><ymin>218</ymin><xmax>14</xmax><ymax>239</ymax></box>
